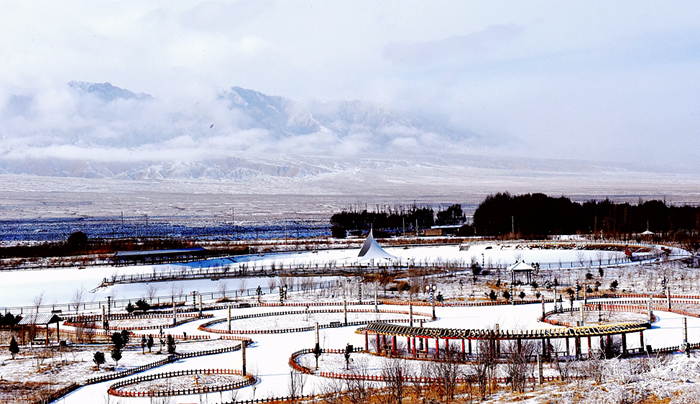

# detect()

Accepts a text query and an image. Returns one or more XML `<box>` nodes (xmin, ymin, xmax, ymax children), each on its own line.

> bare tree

<box><xmin>319</xmin><ymin>378</ymin><xmax>345</xmax><ymax>404</ymax></box>
<box><xmin>430</xmin><ymin>342</ymin><xmax>462</xmax><ymax>403</ymax></box>
<box><xmin>288</xmin><ymin>369</ymin><xmax>307</xmax><ymax>402</ymax></box>
<box><xmin>146</xmin><ymin>284</ymin><xmax>159</xmax><ymax>303</ymax></box>
<box><xmin>268</xmin><ymin>277</ymin><xmax>277</xmax><ymax>293</ymax></box>
<box><xmin>410</xmin><ymin>361</ymin><xmax>431</xmax><ymax>404</ymax></box>
<box><xmin>577</xmin><ymin>347</ymin><xmax>607</xmax><ymax>384</ymax></box>
<box><xmin>238</xmin><ymin>278</ymin><xmax>248</xmax><ymax>299</ymax></box>
<box><xmin>382</xmin><ymin>358</ymin><xmax>410</xmax><ymax>404</ymax></box>
<box><xmin>502</xmin><ymin>339</ymin><xmax>536</xmax><ymax>393</ymax></box>
<box><xmin>473</xmin><ymin>338</ymin><xmax>497</xmax><ymax>400</ymax></box>
<box><xmin>72</xmin><ymin>286</ymin><xmax>85</xmax><ymax>314</ymax></box>
<box><xmin>30</xmin><ymin>292</ymin><xmax>45</xmax><ymax>341</ymax></box>
<box><xmin>345</xmin><ymin>357</ymin><xmax>373</xmax><ymax>404</ymax></box>
<box><xmin>218</xmin><ymin>280</ymin><xmax>228</xmax><ymax>300</ymax></box>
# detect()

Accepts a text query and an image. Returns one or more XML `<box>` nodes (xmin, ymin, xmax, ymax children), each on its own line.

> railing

<box><xmin>109</xmin><ymin>368</ymin><xmax>255</xmax><ymax>397</ymax></box>
<box><xmin>198</xmin><ymin>308</ymin><xmax>433</xmax><ymax>334</ymax></box>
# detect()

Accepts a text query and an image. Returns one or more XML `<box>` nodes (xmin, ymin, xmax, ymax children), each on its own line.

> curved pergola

<box><xmin>360</xmin><ymin>320</ymin><xmax>651</xmax><ymax>360</ymax></box>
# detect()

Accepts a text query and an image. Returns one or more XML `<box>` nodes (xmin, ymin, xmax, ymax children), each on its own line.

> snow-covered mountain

<box><xmin>68</xmin><ymin>81</ymin><xmax>153</xmax><ymax>102</ymax></box>
<box><xmin>0</xmin><ymin>82</ymin><xmax>492</xmax><ymax>180</ymax></box>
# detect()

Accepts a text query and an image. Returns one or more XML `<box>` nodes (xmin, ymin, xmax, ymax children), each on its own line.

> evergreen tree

<box><xmin>167</xmin><ymin>334</ymin><xmax>176</xmax><ymax>354</ymax></box>
<box><xmin>111</xmin><ymin>347</ymin><xmax>122</xmax><ymax>367</ymax></box>
<box><xmin>9</xmin><ymin>336</ymin><xmax>19</xmax><ymax>359</ymax></box>
<box><xmin>488</xmin><ymin>290</ymin><xmax>497</xmax><ymax>301</ymax></box>
<box><xmin>93</xmin><ymin>351</ymin><xmax>105</xmax><ymax>370</ymax></box>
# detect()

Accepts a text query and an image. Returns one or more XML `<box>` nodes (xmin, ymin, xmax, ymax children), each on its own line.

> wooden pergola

<box><xmin>18</xmin><ymin>313</ymin><xmax>62</xmax><ymax>345</ymax></box>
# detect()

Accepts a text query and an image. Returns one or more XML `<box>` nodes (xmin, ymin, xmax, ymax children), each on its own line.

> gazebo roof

<box><xmin>358</xmin><ymin>230</ymin><xmax>396</xmax><ymax>262</ymax></box>
<box><xmin>507</xmin><ymin>260</ymin><xmax>534</xmax><ymax>272</ymax></box>
<box><xmin>17</xmin><ymin>313</ymin><xmax>61</xmax><ymax>326</ymax></box>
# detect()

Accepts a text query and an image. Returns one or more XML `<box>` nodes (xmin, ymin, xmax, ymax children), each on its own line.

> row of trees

<box><xmin>0</xmin><ymin>231</ymin><xmax>197</xmax><ymax>259</ymax></box>
<box><xmin>330</xmin><ymin>204</ymin><xmax>467</xmax><ymax>238</ymax></box>
<box><xmin>474</xmin><ymin>192</ymin><xmax>700</xmax><ymax>238</ymax></box>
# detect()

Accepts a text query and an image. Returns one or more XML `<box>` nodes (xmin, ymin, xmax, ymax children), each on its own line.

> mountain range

<box><xmin>0</xmin><ymin>82</ymin><xmax>497</xmax><ymax>180</ymax></box>
<box><xmin>0</xmin><ymin>81</ymin><xmax>690</xmax><ymax>183</ymax></box>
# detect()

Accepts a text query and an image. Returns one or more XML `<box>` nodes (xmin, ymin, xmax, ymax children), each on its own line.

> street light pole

<box><xmin>427</xmin><ymin>284</ymin><xmax>436</xmax><ymax>320</ymax></box>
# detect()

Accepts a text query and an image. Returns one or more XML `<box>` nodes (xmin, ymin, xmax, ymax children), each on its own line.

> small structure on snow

<box><xmin>508</xmin><ymin>260</ymin><xmax>535</xmax><ymax>284</ymax></box>
<box><xmin>18</xmin><ymin>313</ymin><xmax>62</xmax><ymax>345</ymax></box>
<box><xmin>358</xmin><ymin>230</ymin><xmax>396</xmax><ymax>264</ymax></box>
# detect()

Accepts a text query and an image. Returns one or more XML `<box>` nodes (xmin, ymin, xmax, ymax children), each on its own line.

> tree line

<box><xmin>473</xmin><ymin>192</ymin><xmax>700</xmax><ymax>238</ymax></box>
<box><xmin>330</xmin><ymin>204</ymin><xmax>467</xmax><ymax>238</ymax></box>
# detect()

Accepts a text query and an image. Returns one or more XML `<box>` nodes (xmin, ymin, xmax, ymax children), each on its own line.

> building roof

<box><xmin>507</xmin><ymin>260</ymin><xmax>535</xmax><ymax>272</ymax></box>
<box><xmin>17</xmin><ymin>313</ymin><xmax>61</xmax><ymax>326</ymax></box>
<box><xmin>358</xmin><ymin>230</ymin><xmax>396</xmax><ymax>262</ymax></box>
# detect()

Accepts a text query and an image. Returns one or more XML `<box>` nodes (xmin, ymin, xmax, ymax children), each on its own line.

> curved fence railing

<box><xmin>199</xmin><ymin>308</ymin><xmax>433</xmax><ymax>335</ymax></box>
<box><xmin>108</xmin><ymin>369</ymin><xmax>255</xmax><ymax>397</ymax></box>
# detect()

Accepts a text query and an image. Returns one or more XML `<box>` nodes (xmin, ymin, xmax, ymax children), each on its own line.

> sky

<box><xmin>1</xmin><ymin>1</ymin><xmax>699</xmax><ymax>170</ymax></box>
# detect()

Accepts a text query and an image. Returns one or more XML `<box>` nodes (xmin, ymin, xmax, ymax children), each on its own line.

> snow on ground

<box><xmin>0</xmin><ymin>243</ymin><xmax>696</xmax><ymax>403</ymax></box>
<box><xmin>3</xmin><ymin>241</ymin><xmax>682</xmax><ymax>310</ymax></box>
<box><xmin>117</xmin><ymin>372</ymin><xmax>247</xmax><ymax>394</ymax></box>
<box><xmin>49</xmin><ymin>302</ymin><xmax>700</xmax><ymax>403</ymax></box>
<box><xmin>207</xmin><ymin>311</ymin><xmax>415</xmax><ymax>331</ymax></box>
<box><xmin>547</xmin><ymin>310</ymin><xmax>647</xmax><ymax>326</ymax></box>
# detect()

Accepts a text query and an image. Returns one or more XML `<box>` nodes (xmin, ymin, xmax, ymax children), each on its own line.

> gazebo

<box><xmin>508</xmin><ymin>260</ymin><xmax>535</xmax><ymax>284</ymax></box>
<box><xmin>18</xmin><ymin>313</ymin><xmax>62</xmax><ymax>345</ymax></box>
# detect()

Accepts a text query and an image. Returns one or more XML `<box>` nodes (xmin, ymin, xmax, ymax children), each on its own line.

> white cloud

<box><xmin>0</xmin><ymin>1</ymin><xmax>698</xmax><ymax>171</ymax></box>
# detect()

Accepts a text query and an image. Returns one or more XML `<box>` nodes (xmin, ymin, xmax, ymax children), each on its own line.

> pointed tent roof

<box><xmin>507</xmin><ymin>260</ymin><xmax>534</xmax><ymax>272</ymax></box>
<box><xmin>358</xmin><ymin>230</ymin><xmax>396</xmax><ymax>262</ymax></box>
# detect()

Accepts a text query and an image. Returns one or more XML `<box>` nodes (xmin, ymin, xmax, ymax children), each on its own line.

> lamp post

<box><xmin>427</xmin><ymin>284</ymin><xmax>436</xmax><ymax>320</ymax></box>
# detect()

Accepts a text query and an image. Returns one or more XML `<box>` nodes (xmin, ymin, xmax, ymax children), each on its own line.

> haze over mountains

<box><xmin>0</xmin><ymin>81</ymin><xmax>494</xmax><ymax>181</ymax></box>
<box><xmin>2</xmin><ymin>81</ymin><xmax>684</xmax><ymax>183</ymax></box>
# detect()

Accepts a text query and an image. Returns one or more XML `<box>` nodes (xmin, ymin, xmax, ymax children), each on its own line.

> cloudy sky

<box><xmin>1</xmin><ymin>1</ymin><xmax>699</xmax><ymax>170</ymax></box>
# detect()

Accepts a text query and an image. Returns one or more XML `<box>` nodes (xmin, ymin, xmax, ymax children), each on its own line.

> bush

<box><xmin>135</xmin><ymin>299</ymin><xmax>151</xmax><ymax>312</ymax></box>
<box><xmin>9</xmin><ymin>336</ymin><xmax>19</xmax><ymax>359</ymax></box>
<box><xmin>93</xmin><ymin>351</ymin><xmax>105</xmax><ymax>369</ymax></box>
<box><xmin>167</xmin><ymin>335</ymin><xmax>176</xmax><ymax>354</ymax></box>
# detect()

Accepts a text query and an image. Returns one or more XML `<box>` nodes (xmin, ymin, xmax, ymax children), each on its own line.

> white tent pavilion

<box><xmin>358</xmin><ymin>230</ymin><xmax>396</xmax><ymax>264</ymax></box>
<box><xmin>508</xmin><ymin>260</ymin><xmax>535</xmax><ymax>284</ymax></box>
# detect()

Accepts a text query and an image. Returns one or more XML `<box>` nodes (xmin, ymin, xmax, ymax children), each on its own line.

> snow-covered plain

<box><xmin>0</xmin><ymin>243</ymin><xmax>697</xmax><ymax>403</ymax></box>
<box><xmin>1</xmin><ymin>242</ymin><xmax>681</xmax><ymax>310</ymax></box>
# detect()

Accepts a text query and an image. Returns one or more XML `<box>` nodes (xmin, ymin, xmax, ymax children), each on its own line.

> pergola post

<box><xmin>621</xmin><ymin>333</ymin><xmax>627</xmax><ymax>357</ymax></box>
<box><xmin>588</xmin><ymin>336</ymin><xmax>592</xmax><ymax>356</ymax></box>
<box><xmin>575</xmin><ymin>337</ymin><xmax>581</xmax><ymax>359</ymax></box>
<box><xmin>541</xmin><ymin>338</ymin><xmax>547</xmax><ymax>357</ymax></box>
<box><xmin>468</xmin><ymin>339</ymin><xmax>472</xmax><ymax>356</ymax></box>
<box><xmin>364</xmin><ymin>330</ymin><xmax>368</xmax><ymax>351</ymax></box>
<box><xmin>435</xmin><ymin>338</ymin><xmax>439</xmax><ymax>359</ymax></box>
<box><xmin>392</xmin><ymin>335</ymin><xmax>397</xmax><ymax>355</ymax></box>
<box><xmin>640</xmin><ymin>331</ymin><xmax>645</xmax><ymax>353</ymax></box>
<box><xmin>376</xmin><ymin>333</ymin><xmax>381</xmax><ymax>354</ymax></box>
<box><xmin>565</xmin><ymin>338</ymin><xmax>570</xmax><ymax>357</ymax></box>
